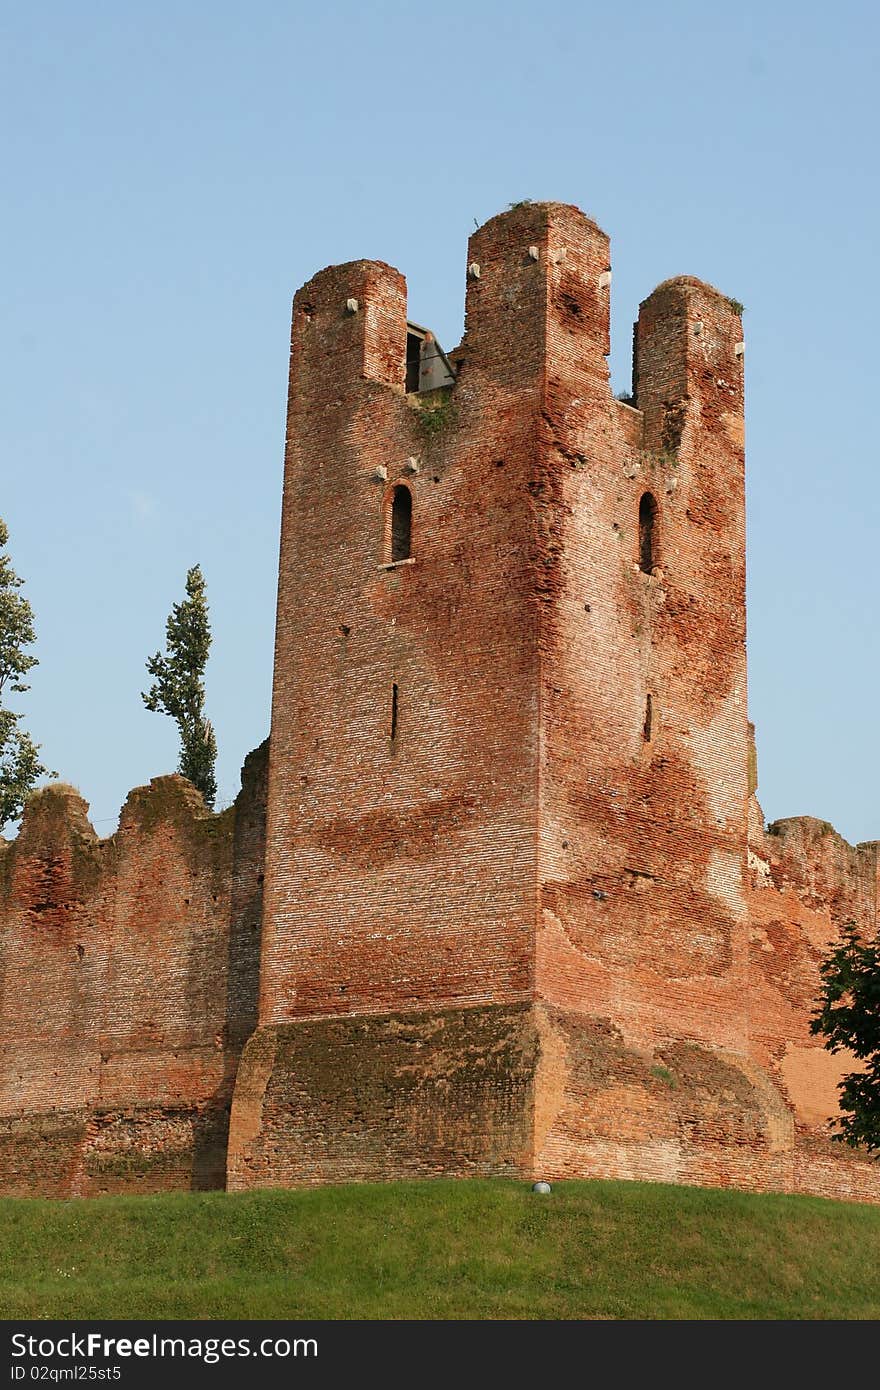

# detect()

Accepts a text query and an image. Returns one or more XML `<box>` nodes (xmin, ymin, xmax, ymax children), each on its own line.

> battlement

<box><xmin>635</xmin><ymin>275</ymin><xmax>744</xmax><ymax>457</ymax></box>
<box><xmin>0</xmin><ymin>744</ymin><xmax>268</xmax><ymax>1197</ymax></box>
<box><xmin>285</xmin><ymin>204</ymin><xmax>745</xmax><ymax>442</ymax></box>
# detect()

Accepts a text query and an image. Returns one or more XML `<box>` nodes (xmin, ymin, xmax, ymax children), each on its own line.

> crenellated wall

<box><xmin>0</xmin><ymin>740</ymin><xmax>267</xmax><ymax>1196</ymax></box>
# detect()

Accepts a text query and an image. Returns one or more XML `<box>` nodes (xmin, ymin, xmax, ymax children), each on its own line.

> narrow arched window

<box><xmin>391</xmin><ymin>485</ymin><xmax>412</xmax><ymax>562</ymax></box>
<box><xmin>639</xmin><ymin>492</ymin><xmax>657</xmax><ymax>574</ymax></box>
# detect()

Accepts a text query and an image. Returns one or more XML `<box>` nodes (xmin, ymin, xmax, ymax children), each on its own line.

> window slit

<box><xmin>643</xmin><ymin>693</ymin><xmax>653</xmax><ymax>742</ymax></box>
<box><xmin>405</xmin><ymin>333</ymin><xmax>423</xmax><ymax>394</ymax></box>
<box><xmin>390</xmin><ymin>683</ymin><xmax>399</xmax><ymax>740</ymax></box>
<box><xmin>391</xmin><ymin>485</ymin><xmax>412</xmax><ymax>562</ymax></box>
<box><xmin>639</xmin><ymin>492</ymin><xmax>657</xmax><ymax>573</ymax></box>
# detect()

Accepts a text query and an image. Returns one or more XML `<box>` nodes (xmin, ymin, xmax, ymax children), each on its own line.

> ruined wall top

<box><xmin>285</xmin><ymin>202</ymin><xmax>744</xmax><ymax>418</ymax></box>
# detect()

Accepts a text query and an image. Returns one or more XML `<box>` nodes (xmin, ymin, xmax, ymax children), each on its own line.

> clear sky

<box><xmin>2</xmin><ymin>1</ymin><xmax>877</xmax><ymax>844</ymax></box>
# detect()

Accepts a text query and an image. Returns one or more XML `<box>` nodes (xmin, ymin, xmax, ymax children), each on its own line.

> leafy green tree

<box><xmin>142</xmin><ymin>564</ymin><xmax>217</xmax><ymax>808</ymax></box>
<box><xmin>810</xmin><ymin>923</ymin><xmax>880</xmax><ymax>1154</ymax></box>
<box><xmin>0</xmin><ymin>517</ymin><xmax>52</xmax><ymax>829</ymax></box>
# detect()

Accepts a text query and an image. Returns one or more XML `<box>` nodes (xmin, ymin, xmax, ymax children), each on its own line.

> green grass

<box><xmin>1</xmin><ymin>1178</ymin><xmax>879</xmax><ymax>1320</ymax></box>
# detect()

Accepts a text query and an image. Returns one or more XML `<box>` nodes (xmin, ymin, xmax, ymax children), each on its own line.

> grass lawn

<box><xmin>1</xmin><ymin>1178</ymin><xmax>879</xmax><ymax>1320</ymax></box>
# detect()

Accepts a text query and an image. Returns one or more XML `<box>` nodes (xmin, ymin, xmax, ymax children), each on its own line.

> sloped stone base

<box><xmin>227</xmin><ymin>1004</ymin><xmax>537</xmax><ymax>1190</ymax></box>
<box><xmin>533</xmin><ymin>1004</ymin><xmax>880</xmax><ymax>1202</ymax></box>
<box><xmin>228</xmin><ymin>1001</ymin><xmax>880</xmax><ymax>1204</ymax></box>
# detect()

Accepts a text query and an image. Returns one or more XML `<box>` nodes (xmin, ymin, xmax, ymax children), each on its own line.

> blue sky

<box><xmin>2</xmin><ymin>1</ymin><xmax>877</xmax><ymax>843</ymax></box>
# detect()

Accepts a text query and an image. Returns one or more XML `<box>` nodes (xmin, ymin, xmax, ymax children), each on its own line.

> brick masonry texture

<box><xmin>227</xmin><ymin>1004</ymin><xmax>537</xmax><ymax>1190</ymax></box>
<box><xmin>0</xmin><ymin>741</ymin><xmax>267</xmax><ymax>1196</ymax></box>
<box><xmin>229</xmin><ymin>201</ymin><xmax>879</xmax><ymax>1202</ymax></box>
<box><xmin>3</xmin><ymin>202</ymin><xmax>879</xmax><ymax>1202</ymax></box>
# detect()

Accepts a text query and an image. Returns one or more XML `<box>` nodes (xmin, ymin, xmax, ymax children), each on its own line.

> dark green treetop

<box><xmin>811</xmin><ymin>923</ymin><xmax>880</xmax><ymax>1155</ymax></box>
<box><xmin>142</xmin><ymin>564</ymin><xmax>217</xmax><ymax>808</ymax></box>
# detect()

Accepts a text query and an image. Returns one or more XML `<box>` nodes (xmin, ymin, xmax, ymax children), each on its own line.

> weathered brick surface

<box><xmin>234</xmin><ymin>201</ymin><xmax>880</xmax><ymax>1204</ymax></box>
<box><xmin>536</xmin><ymin>259</ymin><xmax>750</xmax><ymax>1058</ymax></box>
<box><xmin>745</xmin><ymin>798</ymin><xmax>879</xmax><ymax>1169</ymax></box>
<box><xmin>0</xmin><ymin>740</ymin><xmax>267</xmax><ymax>1196</ymax></box>
<box><xmin>258</xmin><ymin>243</ymin><xmax>542</xmax><ymax>1026</ymax></box>
<box><xmin>532</xmin><ymin>1002</ymin><xmax>880</xmax><ymax>1201</ymax></box>
<box><xmin>228</xmin><ymin>1004</ymin><xmax>536</xmax><ymax>1190</ymax></box>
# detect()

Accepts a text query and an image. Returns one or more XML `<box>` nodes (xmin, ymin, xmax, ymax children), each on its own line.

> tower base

<box><xmin>228</xmin><ymin>1003</ymin><xmax>880</xmax><ymax>1203</ymax></box>
<box><xmin>227</xmin><ymin>1004</ymin><xmax>537</xmax><ymax>1190</ymax></box>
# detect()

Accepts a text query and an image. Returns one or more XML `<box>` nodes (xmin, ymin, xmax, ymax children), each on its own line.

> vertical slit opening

<box><xmin>643</xmin><ymin>693</ymin><xmax>653</xmax><ymax>742</ymax></box>
<box><xmin>405</xmin><ymin>333</ymin><xmax>422</xmax><ymax>394</ymax></box>
<box><xmin>391</xmin><ymin>485</ymin><xmax>412</xmax><ymax>562</ymax></box>
<box><xmin>639</xmin><ymin>492</ymin><xmax>657</xmax><ymax>574</ymax></box>
<box><xmin>390</xmin><ymin>683</ymin><xmax>399</xmax><ymax>740</ymax></box>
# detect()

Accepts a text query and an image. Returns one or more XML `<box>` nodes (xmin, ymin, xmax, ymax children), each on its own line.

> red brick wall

<box><xmin>534</xmin><ymin>223</ymin><xmax>750</xmax><ymax>1061</ymax></box>
<box><xmin>258</xmin><ymin>232</ymin><xmax>549</xmax><ymax>1025</ymax></box>
<box><xmin>0</xmin><ymin>741</ymin><xmax>267</xmax><ymax>1196</ymax></box>
<box><xmin>527</xmin><ymin>794</ymin><xmax>880</xmax><ymax>1203</ymax></box>
<box><xmin>747</xmin><ymin>797</ymin><xmax>879</xmax><ymax>1140</ymax></box>
<box><xmin>228</xmin><ymin>1004</ymin><xmax>537</xmax><ymax>1190</ymax></box>
<box><xmin>235</xmin><ymin>201</ymin><xmax>880</xmax><ymax>1203</ymax></box>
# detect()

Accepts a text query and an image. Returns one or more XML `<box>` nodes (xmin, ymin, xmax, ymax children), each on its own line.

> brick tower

<box><xmin>228</xmin><ymin>202</ymin><xmax>769</xmax><ymax>1190</ymax></box>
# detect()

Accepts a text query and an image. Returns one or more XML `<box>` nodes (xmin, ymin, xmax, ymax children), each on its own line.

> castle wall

<box><xmin>0</xmin><ymin>741</ymin><xmax>267</xmax><ymax>1197</ymax></box>
<box><xmin>745</xmin><ymin>801</ymin><xmax>879</xmax><ymax>1193</ymax></box>
<box><xmin>228</xmin><ymin>1004</ymin><xmax>536</xmax><ymax>1190</ymax></box>
<box><xmin>525</xmin><ymin>214</ymin><xmax>756</xmax><ymax>1185</ymax></box>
